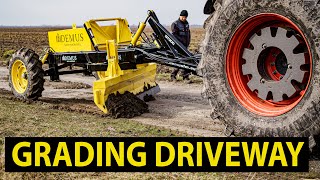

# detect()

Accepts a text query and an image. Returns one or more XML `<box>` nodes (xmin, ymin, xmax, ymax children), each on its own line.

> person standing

<box><xmin>170</xmin><ymin>10</ymin><xmax>191</xmax><ymax>82</ymax></box>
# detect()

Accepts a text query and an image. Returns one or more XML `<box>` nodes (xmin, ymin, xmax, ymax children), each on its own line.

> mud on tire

<box><xmin>199</xmin><ymin>0</ymin><xmax>320</xmax><ymax>138</ymax></box>
<box><xmin>9</xmin><ymin>48</ymin><xmax>44</xmax><ymax>100</ymax></box>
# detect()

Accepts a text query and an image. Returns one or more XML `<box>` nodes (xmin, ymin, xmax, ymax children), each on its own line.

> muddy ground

<box><xmin>0</xmin><ymin>67</ymin><xmax>224</xmax><ymax>137</ymax></box>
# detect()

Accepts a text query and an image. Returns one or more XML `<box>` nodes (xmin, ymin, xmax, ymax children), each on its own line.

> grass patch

<box><xmin>0</xmin><ymin>97</ymin><xmax>319</xmax><ymax>179</ymax></box>
<box><xmin>0</xmin><ymin>49</ymin><xmax>15</xmax><ymax>66</ymax></box>
<box><xmin>0</xmin><ymin>98</ymin><xmax>183</xmax><ymax>142</ymax></box>
<box><xmin>157</xmin><ymin>73</ymin><xmax>203</xmax><ymax>84</ymax></box>
<box><xmin>2</xmin><ymin>50</ymin><xmax>15</xmax><ymax>59</ymax></box>
<box><xmin>156</xmin><ymin>65</ymin><xmax>203</xmax><ymax>83</ymax></box>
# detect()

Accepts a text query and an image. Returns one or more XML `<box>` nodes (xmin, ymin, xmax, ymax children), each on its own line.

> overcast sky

<box><xmin>0</xmin><ymin>0</ymin><xmax>208</xmax><ymax>26</ymax></box>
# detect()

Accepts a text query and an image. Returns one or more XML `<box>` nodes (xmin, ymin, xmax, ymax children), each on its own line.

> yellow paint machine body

<box><xmin>13</xmin><ymin>11</ymin><xmax>199</xmax><ymax>115</ymax></box>
<box><xmin>43</xmin><ymin>17</ymin><xmax>159</xmax><ymax>113</ymax></box>
<box><xmin>48</xmin><ymin>18</ymin><xmax>133</xmax><ymax>52</ymax></box>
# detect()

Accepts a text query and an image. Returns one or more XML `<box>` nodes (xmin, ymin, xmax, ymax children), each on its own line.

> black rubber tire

<box><xmin>8</xmin><ymin>48</ymin><xmax>44</xmax><ymax>100</ymax></box>
<box><xmin>199</xmin><ymin>0</ymin><xmax>320</xmax><ymax>137</ymax></box>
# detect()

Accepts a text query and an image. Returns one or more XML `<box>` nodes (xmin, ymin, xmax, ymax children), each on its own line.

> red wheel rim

<box><xmin>226</xmin><ymin>13</ymin><xmax>312</xmax><ymax>117</ymax></box>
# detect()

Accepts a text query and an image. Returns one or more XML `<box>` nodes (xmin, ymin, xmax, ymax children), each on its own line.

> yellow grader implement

<box><xmin>8</xmin><ymin>1</ymin><xmax>320</xmax><ymax>148</ymax></box>
<box><xmin>9</xmin><ymin>11</ymin><xmax>198</xmax><ymax>114</ymax></box>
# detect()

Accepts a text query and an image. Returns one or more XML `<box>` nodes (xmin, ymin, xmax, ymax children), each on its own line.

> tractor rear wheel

<box><xmin>199</xmin><ymin>0</ymin><xmax>320</xmax><ymax>138</ymax></box>
<box><xmin>9</xmin><ymin>48</ymin><xmax>44</xmax><ymax>100</ymax></box>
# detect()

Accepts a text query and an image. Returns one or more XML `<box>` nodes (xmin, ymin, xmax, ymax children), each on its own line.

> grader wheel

<box><xmin>9</xmin><ymin>48</ymin><xmax>44</xmax><ymax>100</ymax></box>
<box><xmin>200</xmin><ymin>0</ymin><xmax>320</xmax><ymax>138</ymax></box>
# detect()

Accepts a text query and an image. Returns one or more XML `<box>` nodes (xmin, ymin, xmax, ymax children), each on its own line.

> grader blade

<box><xmin>93</xmin><ymin>40</ymin><xmax>159</xmax><ymax>113</ymax></box>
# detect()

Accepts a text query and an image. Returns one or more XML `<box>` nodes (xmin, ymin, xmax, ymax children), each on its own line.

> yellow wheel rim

<box><xmin>11</xmin><ymin>59</ymin><xmax>28</xmax><ymax>94</ymax></box>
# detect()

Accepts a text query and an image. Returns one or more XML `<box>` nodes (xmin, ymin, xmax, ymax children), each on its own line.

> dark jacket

<box><xmin>171</xmin><ymin>19</ymin><xmax>191</xmax><ymax>47</ymax></box>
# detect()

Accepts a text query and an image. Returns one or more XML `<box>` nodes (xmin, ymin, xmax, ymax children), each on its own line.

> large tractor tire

<box><xmin>8</xmin><ymin>48</ymin><xmax>44</xmax><ymax>100</ymax></box>
<box><xmin>199</xmin><ymin>0</ymin><xmax>320</xmax><ymax>138</ymax></box>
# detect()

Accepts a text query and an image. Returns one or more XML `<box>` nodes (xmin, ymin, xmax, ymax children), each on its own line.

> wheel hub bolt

<box><xmin>262</xmin><ymin>43</ymin><xmax>267</xmax><ymax>49</ymax></box>
<box><xmin>260</xmin><ymin>78</ymin><xmax>266</xmax><ymax>84</ymax></box>
<box><xmin>288</xmin><ymin>64</ymin><xmax>293</xmax><ymax>69</ymax></box>
<box><xmin>273</xmin><ymin>70</ymin><xmax>277</xmax><ymax>75</ymax></box>
<box><xmin>271</xmin><ymin>62</ymin><xmax>275</xmax><ymax>66</ymax></box>
<box><xmin>22</xmin><ymin>73</ymin><xmax>27</xmax><ymax>79</ymax></box>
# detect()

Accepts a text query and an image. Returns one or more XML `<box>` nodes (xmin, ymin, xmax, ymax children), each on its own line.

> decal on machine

<box><xmin>62</xmin><ymin>55</ymin><xmax>77</xmax><ymax>62</ymax></box>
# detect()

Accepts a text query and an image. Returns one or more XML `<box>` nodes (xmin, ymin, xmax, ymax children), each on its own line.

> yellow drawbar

<box><xmin>93</xmin><ymin>40</ymin><xmax>158</xmax><ymax>113</ymax></box>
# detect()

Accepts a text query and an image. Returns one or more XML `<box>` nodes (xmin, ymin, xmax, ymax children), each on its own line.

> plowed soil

<box><xmin>0</xmin><ymin>67</ymin><xmax>224</xmax><ymax>136</ymax></box>
<box><xmin>107</xmin><ymin>92</ymin><xmax>149</xmax><ymax>118</ymax></box>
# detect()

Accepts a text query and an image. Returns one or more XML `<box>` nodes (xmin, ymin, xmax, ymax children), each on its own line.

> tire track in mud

<box><xmin>0</xmin><ymin>66</ymin><xmax>225</xmax><ymax>136</ymax></box>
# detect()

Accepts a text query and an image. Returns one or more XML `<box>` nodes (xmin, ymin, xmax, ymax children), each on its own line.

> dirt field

<box><xmin>0</xmin><ymin>66</ymin><xmax>223</xmax><ymax>136</ymax></box>
<box><xmin>0</xmin><ymin>26</ymin><xmax>218</xmax><ymax>137</ymax></box>
<box><xmin>0</xmin><ymin>26</ymin><xmax>204</xmax><ymax>65</ymax></box>
<box><xmin>1</xmin><ymin>66</ymin><xmax>320</xmax><ymax>179</ymax></box>
<box><xmin>1</xmin><ymin>27</ymin><xmax>320</xmax><ymax>179</ymax></box>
